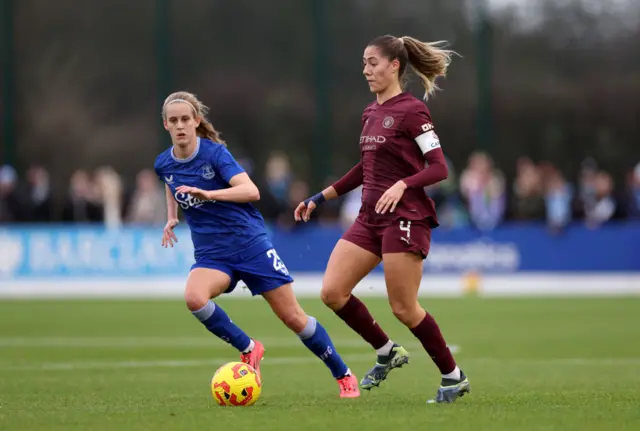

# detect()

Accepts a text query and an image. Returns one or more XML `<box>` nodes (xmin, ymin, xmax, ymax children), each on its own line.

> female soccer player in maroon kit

<box><xmin>295</xmin><ymin>35</ymin><xmax>470</xmax><ymax>404</ymax></box>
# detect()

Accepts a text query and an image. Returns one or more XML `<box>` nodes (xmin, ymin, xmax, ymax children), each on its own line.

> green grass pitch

<box><xmin>1</xmin><ymin>297</ymin><xmax>639</xmax><ymax>430</ymax></box>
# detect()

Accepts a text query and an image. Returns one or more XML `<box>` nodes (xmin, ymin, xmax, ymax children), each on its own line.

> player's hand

<box><xmin>294</xmin><ymin>201</ymin><xmax>317</xmax><ymax>222</ymax></box>
<box><xmin>175</xmin><ymin>185</ymin><xmax>210</xmax><ymax>201</ymax></box>
<box><xmin>375</xmin><ymin>180</ymin><xmax>408</xmax><ymax>214</ymax></box>
<box><xmin>162</xmin><ymin>218</ymin><xmax>179</xmax><ymax>248</ymax></box>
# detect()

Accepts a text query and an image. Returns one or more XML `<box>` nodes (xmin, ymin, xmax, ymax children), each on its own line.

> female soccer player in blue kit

<box><xmin>155</xmin><ymin>91</ymin><xmax>359</xmax><ymax>398</ymax></box>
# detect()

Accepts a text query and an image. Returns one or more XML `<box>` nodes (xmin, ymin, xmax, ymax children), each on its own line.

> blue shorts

<box><xmin>191</xmin><ymin>246</ymin><xmax>294</xmax><ymax>296</ymax></box>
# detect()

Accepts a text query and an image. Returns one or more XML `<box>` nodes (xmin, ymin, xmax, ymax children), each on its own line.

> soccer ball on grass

<box><xmin>211</xmin><ymin>361</ymin><xmax>262</xmax><ymax>406</ymax></box>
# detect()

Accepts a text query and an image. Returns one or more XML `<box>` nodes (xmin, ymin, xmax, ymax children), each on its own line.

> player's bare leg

<box><xmin>383</xmin><ymin>252</ymin><xmax>469</xmax><ymax>403</ymax></box>
<box><xmin>321</xmin><ymin>239</ymin><xmax>410</xmax><ymax>390</ymax></box>
<box><xmin>263</xmin><ymin>283</ymin><xmax>359</xmax><ymax>398</ymax></box>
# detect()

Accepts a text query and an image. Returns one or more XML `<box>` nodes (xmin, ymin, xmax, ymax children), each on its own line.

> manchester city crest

<box><xmin>382</xmin><ymin>116</ymin><xmax>395</xmax><ymax>129</ymax></box>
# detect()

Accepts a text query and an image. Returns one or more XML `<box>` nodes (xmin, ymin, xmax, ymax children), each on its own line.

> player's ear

<box><xmin>163</xmin><ymin>120</ymin><xmax>169</xmax><ymax>131</ymax></box>
<box><xmin>390</xmin><ymin>58</ymin><xmax>400</xmax><ymax>73</ymax></box>
<box><xmin>194</xmin><ymin>116</ymin><xmax>202</xmax><ymax>128</ymax></box>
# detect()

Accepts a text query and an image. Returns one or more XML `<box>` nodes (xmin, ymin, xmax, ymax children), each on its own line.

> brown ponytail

<box><xmin>368</xmin><ymin>35</ymin><xmax>457</xmax><ymax>100</ymax></box>
<box><xmin>162</xmin><ymin>91</ymin><xmax>226</xmax><ymax>145</ymax></box>
<box><xmin>400</xmin><ymin>37</ymin><xmax>454</xmax><ymax>100</ymax></box>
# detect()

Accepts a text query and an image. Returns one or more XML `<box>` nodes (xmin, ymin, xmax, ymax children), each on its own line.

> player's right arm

<box><xmin>294</xmin><ymin>161</ymin><xmax>363</xmax><ymax>222</ymax></box>
<box><xmin>162</xmin><ymin>184</ymin><xmax>179</xmax><ymax>248</ymax></box>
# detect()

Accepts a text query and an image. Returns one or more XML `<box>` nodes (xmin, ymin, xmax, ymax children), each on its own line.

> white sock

<box><xmin>336</xmin><ymin>368</ymin><xmax>352</xmax><ymax>380</ymax></box>
<box><xmin>442</xmin><ymin>366</ymin><xmax>461</xmax><ymax>380</ymax></box>
<box><xmin>375</xmin><ymin>340</ymin><xmax>394</xmax><ymax>356</ymax></box>
<box><xmin>241</xmin><ymin>339</ymin><xmax>255</xmax><ymax>354</ymax></box>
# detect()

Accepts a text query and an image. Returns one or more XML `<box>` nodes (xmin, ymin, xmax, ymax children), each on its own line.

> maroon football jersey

<box><xmin>358</xmin><ymin>92</ymin><xmax>439</xmax><ymax>227</ymax></box>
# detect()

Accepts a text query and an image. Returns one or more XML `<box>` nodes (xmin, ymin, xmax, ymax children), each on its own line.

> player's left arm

<box><xmin>175</xmin><ymin>146</ymin><xmax>260</xmax><ymax>202</ymax></box>
<box><xmin>206</xmin><ymin>172</ymin><xmax>260</xmax><ymax>203</ymax></box>
<box><xmin>375</xmin><ymin>107</ymin><xmax>448</xmax><ymax>214</ymax></box>
<box><xmin>205</xmin><ymin>145</ymin><xmax>260</xmax><ymax>203</ymax></box>
<box><xmin>400</xmin><ymin>108</ymin><xmax>449</xmax><ymax>189</ymax></box>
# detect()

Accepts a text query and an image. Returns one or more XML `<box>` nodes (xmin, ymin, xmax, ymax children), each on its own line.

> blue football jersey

<box><xmin>154</xmin><ymin>138</ymin><xmax>270</xmax><ymax>260</ymax></box>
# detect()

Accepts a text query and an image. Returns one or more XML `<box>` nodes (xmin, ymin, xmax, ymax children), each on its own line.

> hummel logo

<box><xmin>164</xmin><ymin>175</ymin><xmax>174</xmax><ymax>184</ymax></box>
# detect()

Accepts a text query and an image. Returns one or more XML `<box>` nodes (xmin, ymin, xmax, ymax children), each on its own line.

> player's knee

<box><xmin>278</xmin><ymin>309</ymin><xmax>308</xmax><ymax>334</ymax></box>
<box><xmin>184</xmin><ymin>289</ymin><xmax>209</xmax><ymax>312</ymax></box>
<box><xmin>389</xmin><ymin>299</ymin><xmax>421</xmax><ymax>327</ymax></box>
<box><xmin>320</xmin><ymin>284</ymin><xmax>349</xmax><ymax>310</ymax></box>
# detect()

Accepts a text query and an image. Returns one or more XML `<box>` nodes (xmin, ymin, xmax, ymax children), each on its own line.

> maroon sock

<box><xmin>334</xmin><ymin>295</ymin><xmax>390</xmax><ymax>350</ymax></box>
<box><xmin>410</xmin><ymin>313</ymin><xmax>456</xmax><ymax>374</ymax></box>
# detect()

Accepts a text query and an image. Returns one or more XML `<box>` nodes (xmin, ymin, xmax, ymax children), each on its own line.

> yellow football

<box><xmin>211</xmin><ymin>361</ymin><xmax>262</xmax><ymax>407</ymax></box>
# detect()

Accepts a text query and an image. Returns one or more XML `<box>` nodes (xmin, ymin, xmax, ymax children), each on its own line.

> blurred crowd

<box><xmin>1</xmin><ymin>151</ymin><xmax>639</xmax><ymax>232</ymax></box>
<box><xmin>430</xmin><ymin>153</ymin><xmax>638</xmax><ymax>232</ymax></box>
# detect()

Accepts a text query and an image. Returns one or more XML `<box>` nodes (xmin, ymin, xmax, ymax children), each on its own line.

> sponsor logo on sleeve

<box><xmin>421</xmin><ymin>123</ymin><xmax>434</xmax><ymax>133</ymax></box>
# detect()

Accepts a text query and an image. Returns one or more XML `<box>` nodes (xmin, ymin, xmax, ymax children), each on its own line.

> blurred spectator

<box><xmin>62</xmin><ymin>169</ymin><xmax>103</xmax><ymax>223</ymax></box>
<box><xmin>252</xmin><ymin>184</ymin><xmax>283</xmax><ymax>222</ymax></box>
<box><xmin>236</xmin><ymin>157</ymin><xmax>255</xmax><ymax>176</ymax></box>
<box><xmin>460</xmin><ymin>152</ymin><xmax>506</xmax><ymax>231</ymax></box>
<box><xmin>276</xmin><ymin>179</ymin><xmax>309</xmax><ymax>230</ymax></box>
<box><xmin>575</xmin><ymin>157</ymin><xmax>599</xmax><ymax>219</ymax></box>
<box><xmin>625</xmin><ymin>163</ymin><xmax>640</xmax><ymax>219</ymax></box>
<box><xmin>510</xmin><ymin>158</ymin><xmax>545</xmax><ymax>220</ymax></box>
<box><xmin>543</xmin><ymin>165</ymin><xmax>574</xmax><ymax>232</ymax></box>
<box><xmin>0</xmin><ymin>165</ymin><xmax>27</xmax><ymax>222</ymax></box>
<box><xmin>339</xmin><ymin>185</ymin><xmax>362</xmax><ymax>230</ymax></box>
<box><xmin>95</xmin><ymin>166</ymin><xmax>124</xmax><ymax>229</ymax></box>
<box><xmin>264</xmin><ymin>151</ymin><xmax>292</xmax><ymax>208</ymax></box>
<box><xmin>126</xmin><ymin>169</ymin><xmax>165</xmax><ymax>225</ymax></box>
<box><xmin>460</xmin><ymin>151</ymin><xmax>489</xmax><ymax>198</ymax></box>
<box><xmin>584</xmin><ymin>171</ymin><xmax>617</xmax><ymax>228</ymax></box>
<box><xmin>316</xmin><ymin>176</ymin><xmax>343</xmax><ymax>225</ymax></box>
<box><xmin>425</xmin><ymin>157</ymin><xmax>469</xmax><ymax>229</ymax></box>
<box><xmin>24</xmin><ymin>165</ymin><xmax>53</xmax><ymax>222</ymax></box>
<box><xmin>250</xmin><ymin>158</ymin><xmax>285</xmax><ymax>222</ymax></box>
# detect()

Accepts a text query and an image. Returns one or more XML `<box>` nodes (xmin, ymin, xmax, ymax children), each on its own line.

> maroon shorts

<box><xmin>341</xmin><ymin>217</ymin><xmax>432</xmax><ymax>259</ymax></box>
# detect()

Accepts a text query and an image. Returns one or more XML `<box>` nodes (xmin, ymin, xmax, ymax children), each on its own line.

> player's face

<box><xmin>363</xmin><ymin>46</ymin><xmax>400</xmax><ymax>94</ymax></box>
<box><xmin>163</xmin><ymin>102</ymin><xmax>201</xmax><ymax>148</ymax></box>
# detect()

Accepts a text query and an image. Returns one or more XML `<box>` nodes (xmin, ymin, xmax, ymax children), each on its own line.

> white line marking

<box><xmin>0</xmin><ymin>337</ymin><xmax>460</xmax><ymax>353</ymax></box>
<box><xmin>2</xmin><ymin>355</ymin><xmax>638</xmax><ymax>373</ymax></box>
<box><xmin>0</xmin><ymin>354</ymin><xmax>376</xmax><ymax>372</ymax></box>
<box><xmin>471</xmin><ymin>357</ymin><xmax>640</xmax><ymax>366</ymax></box>
<box><xmin>0</xmin><ymin>353</ymin><xmax>637</xmax><ymax>373</ymax></box>
<box><xmin>3</xmin><ymin>273</ymin><xmax>640</xmax><ymax>298</ymax></box>
<box><xmin>0</xmin><ymin>337</ymin><xmax>307</xmax><ymax>348</ymax></box>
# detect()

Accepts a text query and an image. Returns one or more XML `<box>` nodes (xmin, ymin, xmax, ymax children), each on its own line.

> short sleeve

<box><xmin>402</xmin><ymin>107</ymin><xmax>441</xmax><ymax>155</ymax></box>
<box><xmin>212</xmin><ymin>145</ymin><xmax>245</xmax><ymax>184</ymax></box>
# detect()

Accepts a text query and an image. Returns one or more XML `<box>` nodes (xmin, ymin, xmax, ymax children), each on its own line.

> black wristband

<box><xmin>304</xmin><ymin>192</ymin><xmax>326</xmax><ymax>207</ymax></box>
